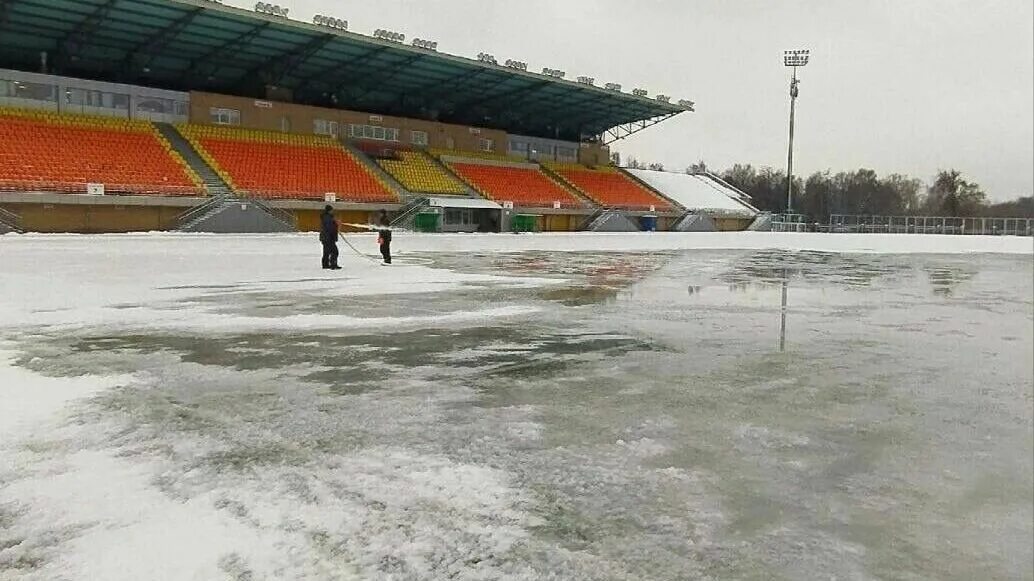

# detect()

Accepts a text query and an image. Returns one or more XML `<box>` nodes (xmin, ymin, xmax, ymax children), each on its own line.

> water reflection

<box><xmin>780</xmin><ymin>269</ymin><xmax>789</xmax><ymax>352</ymax></box>
<box><xmin>925</xmin><ymin>265</ymin><xmax>976</xmax><ymax>297</ymax></box>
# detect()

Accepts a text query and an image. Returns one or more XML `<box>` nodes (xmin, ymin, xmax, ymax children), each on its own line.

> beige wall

<box><xmin>4</xmin><ymin>203</ymin><xmax>181</xmax><ymax>233</ymax></box>
<box><xmin>578</xmin><ymin>143</ymin><xmax>612</xmax><ymax>166</ymax></box>
<box><xmin>713</xmin><ymin>217</ymin><xmax>753</xmax><ymax>232</ymax></box>
<box><xmin>190</xmin><ymin>92</ymin><xmax>508</xmax><ymax>154</ymax></box>
<box><xmin>294</xmin><ymin>209</ymin><xmax>375</xmax><ymax>233</ymax></box>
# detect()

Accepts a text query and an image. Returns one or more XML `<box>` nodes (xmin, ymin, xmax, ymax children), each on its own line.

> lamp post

<box><xmin>783</xmin><ymin>49</ymin><xmax>810</xmax><ymax>214</ymax></box>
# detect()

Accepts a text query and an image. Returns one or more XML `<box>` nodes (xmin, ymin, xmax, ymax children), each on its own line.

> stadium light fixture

<box><xmin>782</xmin><ymin>48</ymin><xmax>810</xmax><ymax>213</ymax></box>
<box><xmin>783</xmin><ymin>49</ymin><xmax>810</xmax><ymax>68</ymax></box>
<box><xmin>412</xmin><ymin>38</ymin><xmax>438</xmax><ymax>51</ymax></box>
<box><xmin>477</xmin><ymin>53</ymin><xmax>498</xmax><ymax>65</ymax></box>
<box><xmin>504</xmin><ymin>59</ymin><xmax>528</xmax><ymax>71</ymax></box>
<box><xmin>374</xmin><ymin>29</ymin><xmax>405</xmax><ymax>43</ymax></box>
<box><xmin>655</xmin><ymin>94</ymin><xmax>671</xmax><ymax>103</ymax></box>
<box><xmin>677</xmin><ymin>99</ymin><xmax>694</xmax><ymax>110</ymax></box>
<box><xmin>541</xmin><ymin>67</ymin><xmax>566</xmax><ymax>79</ymax></box>
<box><xmin>576</xmin><ymin>76</ymin><xmax>595</xmax><ymax>86</ymax></box>
<box><xmin>313</xmin><ymin>15</ymin><xmax>347</xmax><ymax>31</ymax></box>
<box><xmin>254</xmin><ymin>2</ymin><xmax>289</xmax><ymax>17</ymax></box>
<box><xmin>604</xmin><ymin>83</ymin><xmax>622</xmax><ymax>92</ymax></box>
<box><xmin>631</xmin><ymin>88</ymin><xmax>648</xmax><ymax>97</ymax></box>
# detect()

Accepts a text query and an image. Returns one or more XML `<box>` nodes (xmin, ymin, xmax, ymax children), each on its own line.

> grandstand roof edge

<box><xmin>0</xmin><ymin>0</ymin><xmax>692</xmax><ymax>141</ymax></box>
<box><xmin>167</xmin><ymin>0</ymin><xmax>689</xmax><ymax>113</ymax></box>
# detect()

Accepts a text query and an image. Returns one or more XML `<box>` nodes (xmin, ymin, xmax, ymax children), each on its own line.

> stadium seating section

<box><xmin>0</xmin><ymin>107</ymin><xmax>201</xmax><ymax>196</ymax></box>
<box><xmin>378</xmin><ymin>151</ymin><xmax>467</xmax><ymax>195</ymax></box>
<box><xmin>179</xmin><ymin>125</ymin><xmax>396</xmax><ymax>202</ymax></box>
<box><xmin>546</xmin><ymin>163</ymin><xmax>674</xmax><ymax>211</ymax></box>
<box><xmin>448</xmin><ymin>162</ymin><xmax>586</xmax><ymax>208</ymax></box>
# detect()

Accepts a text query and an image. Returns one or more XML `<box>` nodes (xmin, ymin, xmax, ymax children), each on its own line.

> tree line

<box><xmin>622</xmin><ymin>156</ymin><xmax>1032</xmax><ymax>220</ymax></box>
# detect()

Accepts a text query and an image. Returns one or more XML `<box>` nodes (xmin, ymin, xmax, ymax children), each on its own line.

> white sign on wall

<box><xmin>86</xmin><ymin>183</ymin><xmax>105</xmax><ymax>196</ymax></box>
<box><xmin>324</xmin><ymin>193</ymin><xmax>336</xmax><ymax>202</ymax></box>
<box><xmin>502</xmin><ymin>201</ymin><xmax>514</xmax><ymax>209</ymax></box>
<box><xmin>649</xmin><ymin>205</ymin><xmax>656</xmax><ymax>212</ymax></box>
<box><xmin>254</xmin><ymin>100</ymin><xmax>273</xmax><ymax>108</ymax></box>
<box><xmin>553</xmin><ymin>201</ymin><xmax>562</xmax><ymax>209</ymax></box>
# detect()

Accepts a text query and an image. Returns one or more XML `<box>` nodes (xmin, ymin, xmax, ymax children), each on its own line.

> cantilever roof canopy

<box><xmin>0</xmin><ymin>0</ymin><xmax>691</xmax><ymax>141</ymax></box>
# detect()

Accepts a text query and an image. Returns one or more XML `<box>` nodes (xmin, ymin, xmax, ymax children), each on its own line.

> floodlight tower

<box><xmin>783</xmin><ymin>49</ymin><xmax>810</xmax><ymax>213</ymax></box>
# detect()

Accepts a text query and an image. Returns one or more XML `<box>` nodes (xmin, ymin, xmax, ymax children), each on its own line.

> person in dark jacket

<box><xmin>319</xmin><ymin>205</ymin><xmax>341</xmax><ymax>270</ymax></box>
<box><xmin>377</xmin><ymin>209</ymin><xmax>392</xmax><ymax>265</ymax></box>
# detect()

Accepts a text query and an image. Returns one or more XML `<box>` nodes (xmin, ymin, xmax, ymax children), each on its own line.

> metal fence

<box><xmin>772</xmin><ymin>214</ymin><xmax>1033</xmax><ymax>236</ymax></box>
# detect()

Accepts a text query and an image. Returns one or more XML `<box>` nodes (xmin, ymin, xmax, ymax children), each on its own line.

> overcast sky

<box><xmin>227</xmin><ymin>0</ymin><xmax>1033</xmax><ymax>201</ymax></box>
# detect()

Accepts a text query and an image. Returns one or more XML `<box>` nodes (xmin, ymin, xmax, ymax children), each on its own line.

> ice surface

<box><xmin>0</xmin><ymin>234</ymin><xmax>1031</xmax><ymax>580</ymax></box>
<box><xmin>626</xmin><ymin>169</ymin><xmax>758</xmax><ymax>215</ymax></box>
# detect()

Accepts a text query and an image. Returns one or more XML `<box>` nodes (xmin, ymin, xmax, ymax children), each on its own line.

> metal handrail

<box><xmin>174</xmin><ymin>196</ymin><xmax>225</xmax><ymax>227</ymax></box>
<box><xmin>390</xmin><ymin>197</ymin><xmax>429</xmax><ymax>228</ymax></box>
<box><xmin>0</xmin><ymin>207</ymin><xmax>23</xmax><ymax>233</ymax></box>
<box><xmin>245</xmin><ymin>196</ymin><xmax>297</xmax><ymax>229</ymax></box>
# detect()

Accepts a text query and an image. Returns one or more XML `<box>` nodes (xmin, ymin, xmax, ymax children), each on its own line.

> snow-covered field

<box><xmin>1</xmin><ymin>232</ymin><xmax>1032</xmax><ymax>580</ymax></box>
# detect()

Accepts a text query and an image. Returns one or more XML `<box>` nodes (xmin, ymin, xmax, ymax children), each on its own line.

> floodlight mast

<box><xmin>783</xmin><ymin>49</ymin><xmax>809</xmax><ymax>214</ymax></box>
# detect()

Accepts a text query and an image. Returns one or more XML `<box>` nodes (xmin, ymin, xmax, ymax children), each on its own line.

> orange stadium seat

<box><xmin>0</xmin><ymin>108</ymin><xmax>201</xmax><ymax>196</ymax></box>
<box><xmin>449</xmin><ymin>162</ymin><xmax>586</xmax><ymax>209</ymax></box>
<box><xmin>548</xmin><ymin>164</ymin><xmax>673</xmax><ymax>211</ymax></box>
<box><xmin>179</xmin><ymin>125</ymin><xmax>396</xmax><ymax>202</ymax></box>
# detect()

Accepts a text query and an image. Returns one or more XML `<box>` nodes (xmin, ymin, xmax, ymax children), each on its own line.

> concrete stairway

<box><xmin>154</xmin><ymin>122</ymin><xmax>233</xmax><ymax>197</ymax></box>
<box><xmin>340</xmin><ymin>140</ymin><xmax>412</xmax><ymax>202</ymax></box>
<box><xmin>175</xmin><ymin>196</ymin><xmax>297</xmax><ymax>233</ymax></box>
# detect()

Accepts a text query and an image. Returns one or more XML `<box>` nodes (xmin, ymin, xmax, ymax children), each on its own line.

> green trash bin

<box><xmin>413</xmin><ymin>212</ymin><xmax>440</xmax><ymax>233</ymax></box>
<box><xmin>511</xmin><ymin>214</ymin><xmax>539</xmax><ymax>233</ymax></box>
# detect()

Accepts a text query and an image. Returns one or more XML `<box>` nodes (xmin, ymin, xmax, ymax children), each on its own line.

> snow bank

<box><xmin>626</xmin><ymin>169</ymin><xmax>758</xmax><ymax>216</ymax></box>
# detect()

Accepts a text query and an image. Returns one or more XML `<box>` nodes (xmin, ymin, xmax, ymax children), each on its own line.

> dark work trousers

<box><xmin>321</xmin><ymin>241</ymin><xmax>339</xmax><ymax>269</ymax></box>
<box><xmin>378</xmin><ymin>229</ymin><xmax>392</xmax><ymax>264</ymax></box>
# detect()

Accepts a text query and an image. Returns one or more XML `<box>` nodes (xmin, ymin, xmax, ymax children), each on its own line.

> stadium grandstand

<box><xmin>0</xmin><ymin>0</ymin><xmax>759</xmax><ymax>234</ymax></box>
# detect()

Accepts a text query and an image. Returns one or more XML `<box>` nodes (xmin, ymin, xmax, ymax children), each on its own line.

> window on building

<box><xmin>314</xmin><ymin>119</ymin><xmax>339</xmax><ymax>136</ymax></box>
<box><xmin>445</xmin><ymin>137</ymin><xmax>455</xmax><ymax>150</ymax></box>
<box><xmin>1</xmin><ymin>79</ymin><xmax>57</xmax><ymax>103</ymax></box>
<box><xmin>110</xmin><ymin>93</ymin><xmax>130</xmax><ymax>110</ymax></box>
<box><xmin>280</xmin><ymin>116</ymin><xmax>292</xmax><ymax>132</ymax></box>
<box><xmin>64</xmin><ymin>88</ymin><xmax>129</xmax><ymax>113</ymax></box>
<box><xmin>173</xmin><ymin>101</ymin><xmax>189</xmax><ymax>117</ymax></box>
<box><xmin>348</xmin><ymin>124</ymin><xmax>399</xmax><ymax>142</ymax></box>
<box><xmin>411</xmin><ymin>130</ymin><xmax>429</xmax><ymax>146</ymax></box>
<box><xmin>478</xmin><ymin>138</ymin><xmax>495</xmax><ymax>152</ymax></box>
<box><xmin>136</xmin><ymin>98</ymin><xmax>170</xmax><ymax>114</ymax></box>
<box><xmin>209</xmin><ymin>107</ymin><xmax>240</xmax><ymax>125</ymax></box>
<box><xmin>556</xmin><ymin>146</ymin><xmax>577</xmax><ymax>161</ymax></box>
<box><xmin>445</xmin><ymin>208</ymin><xmax>473</xmax><ymax>226</ymax></box>
<box><xmin>509</xmin><ymin>140</ymin><xmax>528</xmax><ymax>153</ymax></box>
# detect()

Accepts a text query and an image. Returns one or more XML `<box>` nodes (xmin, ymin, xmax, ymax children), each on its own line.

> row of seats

<box><xmin>378</xmin><ymin>151</ymin><xmax>468</xmax><ymax>195</ymax></box>
<box><xmin>0</xmin><ymin>106</ymin><xmax>155</xmax><ymax>131</ymax></box>
<box><xmin>0</xmin><ymin>109</ymin><xmax>201</xmax><ymax>196</ymax></box>
<box><xmin>178</xmin><ymin>125</ymin><xmax>396</xmax><ymax>202</ymax></box>
<box><xmin>430</xmin><ymin>148</ymin><xmax>525</xmax><ymax>163</ymax></box>
<box><xmin>545</xmin><ymin>163</ymin><xmax>673</xmax><ymax>211</ymax></box>
<box><xmin>448</xmin><ymin>162</ymin><xmax>585</xmax><ymax>209</ymax></box>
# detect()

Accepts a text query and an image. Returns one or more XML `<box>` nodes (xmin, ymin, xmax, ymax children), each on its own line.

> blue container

<box><xmin>640</xmin><ymin>215</ymin><xmax>658</xmax><ymax>232</ymax></box>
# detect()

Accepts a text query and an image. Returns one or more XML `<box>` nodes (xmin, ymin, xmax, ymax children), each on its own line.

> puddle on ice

<box><xmin>0</xmin><ymin>238</ymin><xmax>1031</xmax><ymax>580</ymax></box>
